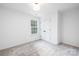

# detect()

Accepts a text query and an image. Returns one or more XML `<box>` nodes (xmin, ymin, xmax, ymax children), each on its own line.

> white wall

<box><xmin>0</xmin><ymin>6</ymin><xmax>40</xmax><ymax>50</ymax></box>
<box><xmin>62</xmin><ymin>7</ymin><xmax>79</xmax><ymax>47</ymax></box>
<box><xmin>50</xmin><ymin>12</ymin><xmax>58</xmax><ymax>44</ymax></box>
<box><xmin>57</xmin><ymin>11</ymin><xmax>63</xmax><ymax>44</ymax></box>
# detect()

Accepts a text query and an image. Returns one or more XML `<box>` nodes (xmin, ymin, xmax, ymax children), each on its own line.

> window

<box><xmin>31</xmin><ymin>20</ymin><xmax>37</xmax><ymax>34</ymax></box>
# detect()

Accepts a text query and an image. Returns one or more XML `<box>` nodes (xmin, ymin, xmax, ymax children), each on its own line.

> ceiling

<box><xmin>0</xmin><ymin>3</ymin><xmax>79</xmax><ymax>16</ymax></box>
<box><xmin>40</xmin><ymin>3</ymin><xmax>79</xmax><ymax>17</ymax></box>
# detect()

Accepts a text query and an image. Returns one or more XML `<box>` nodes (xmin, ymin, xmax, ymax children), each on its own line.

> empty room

<box><xmin>0</xmin><ymin>3</ymin><xmax>79</xmax><ymax>56</ymax></box>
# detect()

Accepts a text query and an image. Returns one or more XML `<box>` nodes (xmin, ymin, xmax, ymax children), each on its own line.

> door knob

<box><xmin>43</xmin><ymin>30</ymin><xmax>46</xmax><ymax>32</ymax></box>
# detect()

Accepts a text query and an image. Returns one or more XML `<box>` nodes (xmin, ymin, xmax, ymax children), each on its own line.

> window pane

<box><xmin>31</xmin><ymin>20</ymin><xmax>37</xmax><ymax>34</ymax></box>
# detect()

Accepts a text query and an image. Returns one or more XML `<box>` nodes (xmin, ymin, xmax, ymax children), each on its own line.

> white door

<box><xmin>41</xmin><ymin>19</ymin><xmax>50</xmax><ymax>42</ymax></box>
